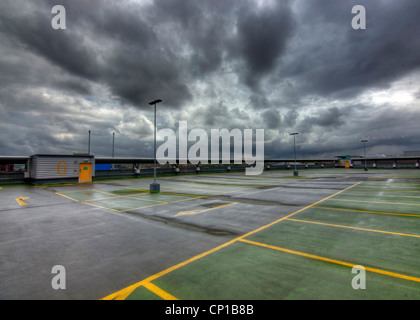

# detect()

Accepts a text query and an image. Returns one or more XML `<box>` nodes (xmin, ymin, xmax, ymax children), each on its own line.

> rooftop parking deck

<box><xmin>1</xmin><ymin>169</ymin><xmax>420</xmax><ymax>300</ymax></box>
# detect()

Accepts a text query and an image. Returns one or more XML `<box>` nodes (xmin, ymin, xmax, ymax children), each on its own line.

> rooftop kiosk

<box><xmin>29</xmin><ymin>154</ymin><xmax>94</xmax><ymax>184</ymax></box>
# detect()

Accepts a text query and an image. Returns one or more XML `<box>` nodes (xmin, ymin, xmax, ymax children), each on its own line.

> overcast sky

<box><xmin>1</xmin><ymin>0</ymin><xmax>419</xmax><ymax>159</ymax></box>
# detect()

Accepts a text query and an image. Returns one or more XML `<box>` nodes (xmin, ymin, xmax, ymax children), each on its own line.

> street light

<box><xmin>112</xmin><ymin>132</ymin><xmax>115</xmax><ymax>158</ymax></box>
<box><xmin>361</xmin><ymin>139</ymin><xmax>368</xmax><ymax>171</ymax></box>
<box><xmin>149</xmin><ymin>99</ymin><xmax>162</xmax><ymax>193</ymax></box>
<box><xmin>290</xmin><ymin>132</ymin><xmax>299</xmax><ymax>176</ymax></box>
<box><xmin>88</xmin><ymin>130</ymin><xmax>91</xmax><ymax>155</ymax></box>
<box><xmin>111</xmin><ymin>132</ymin><xmax>115</xmax><ymax>170</ymax></box>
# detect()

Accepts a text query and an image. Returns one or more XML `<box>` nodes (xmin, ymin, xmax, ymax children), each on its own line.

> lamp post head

<box><xmin>149</xmin><ymin>99</ymin><xmax>162</xmax><ymax>105</ymax></box>
<box><xmin>361</xmin><ymin>139</ymin><xmax>368</xmax><ymax>143</ymax></box>
<box><xmin>290</xmin><ymin>132</ymin><xmax>299</xmax><ymax>136</ymax></box>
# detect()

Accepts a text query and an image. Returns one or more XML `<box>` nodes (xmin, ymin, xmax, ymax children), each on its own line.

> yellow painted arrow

<box><xmin>16</xmin><ymin>197</ymin><xmax>29</xmax><ymax>206</ymax></box>
<box><xmin>175</xmin><ymin>202</ymin><xmax>236</xmax><ymax>217</ymax></box>
<box><xmin>175</xmin><ymin>209</ymin><xmax>203</xmax><ymax>216</ymax></box>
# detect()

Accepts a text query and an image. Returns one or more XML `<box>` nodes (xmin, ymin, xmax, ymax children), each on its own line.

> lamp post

<box><xmin>112</xmin><ymin>132</ymin><xmax>115</xmax><ymax>158</ymax></box>
<box><xmin>361</xmin><ymin>139</ymin><xmax>368</xmax><ymax>171</ymax></box>
<box><xmin>111</xmin><ymin>132</ymin><xmax>115</xmax><ymax>170</ymax></box>
<box><xmin>88</xmin><ymin>130</ymin><xmax>91</xmax><ymax>155</ymax></box>
<box><xmin>149</xmin><ymin>99</ymin><xmax>162</xmax><ymax>193</ymax></box>
<box><xmin>290</xmin><ymin>132</ymin><xmax>299</xmax><ymax>176</ymax></box>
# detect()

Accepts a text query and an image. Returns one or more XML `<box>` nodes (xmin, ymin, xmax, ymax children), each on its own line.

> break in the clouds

<box><xmin>0</xmin><ymin>0</ymin><xmax>419</xmax><ymax>159</ymax></box>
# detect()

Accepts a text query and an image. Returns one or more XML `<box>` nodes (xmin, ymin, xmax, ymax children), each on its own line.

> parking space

<box><xmin>1</xmin><ymin>169</ymin><xmax>420</xmax><ymax>299</ymax></box>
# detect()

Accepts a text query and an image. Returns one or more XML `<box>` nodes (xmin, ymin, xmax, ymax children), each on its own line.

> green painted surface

<box><xmin>131</xmin><ymin>177</ymin><xmax>420</xmax><ymax>300</ymax></box>
<box><xmin>90</xmin><ymin>197</ymin><xmax>160</xmax><ymax>211</ymax></box>
<box><xmin>247</xmin><ymin>220</ymin><xmax>420</xmax><ymax>278</ymax></box>
<box><xmin>297</xmin><ymin>207</ymin><xmax>420</xmax><ymax>236</ymax></box>
<box><xmin>334</xmin><ymin>194</ymin><xmax>420</xmax><ymax>205</ymax></box>
<box><xmin>59</xmin><ymin>191</ymin><xmax>110</xmax><ymax>201</ymax></box>
<box><xmin>53</xmin><ymin>171</ymin><xmax>420</xmax><ymax>300</ymax></box>
<box><xmin>109</xmin><ymin>188</ymin><xmax>147</xmax><ymax>195</ymax></box>
<box><xmin>131</xmin><ymin>193</ymin><xmax>196</xmax><ymax>202</ymax></box>
<box><xmin>151</xmin><ymin>242</ymin><xmax>420</xmax><ymax>300</ymax></box>
<box><xmin>321</xmin><ymin>199</ymin><xmax>420</xmax><ymax>215</ymax></box>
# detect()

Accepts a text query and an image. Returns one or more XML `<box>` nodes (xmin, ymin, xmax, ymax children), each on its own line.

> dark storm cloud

<box><xmin>0</xmin><ymin>5</ymin><xmax>100</xmax><ymax>81</ymax></box>
<box><xmin>0</xmin><ymin>0</ymin><xmax>419</xmax><ymax>158</ymax></box>
<box><xmin>283</xmin><ymin>0</ymin><xmax>420</xmax><ymax>98</ymax></box>
<box><xmin>82</xmin><ymin>0</ymin><xmax>194</xmax><ymax>108</ymax></box>
<box><xmin>0</xmin><ymin>0</ymin><xmax>194</xmax><ymax>109</ymax></box>
<box><xmin>283</xmin><ymin>109</ymin><xmax>298</xmax><ymax>128</ymax></box>
<box><xmin>300</xmin><ymin>107</ymin><xmax>346</xmax><ymax>130</ymax></box>
<box><xmin>261</xmin><ymin>108</ymin><xmax>281</xmax><ymax>129</ymax></box>
<box><xmin>231</xmin><ymin>0</ymin><xmax>296</xmax><ymax>90</ymax></box>
<box><xmin>248</xmin><ymin>94</ymin><xmax>272</xmax><ymax>110</ymax></box>
<box><xmin>151</xmin><ymin>0</ymin><xmax>233</xmax><ymax>76</ymax></box>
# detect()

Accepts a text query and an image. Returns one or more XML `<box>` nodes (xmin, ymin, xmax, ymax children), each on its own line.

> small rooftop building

<box><xmin>29</xmin><ymin>154</ymin><xmax>94</xmax><ymax>184</ymax></box>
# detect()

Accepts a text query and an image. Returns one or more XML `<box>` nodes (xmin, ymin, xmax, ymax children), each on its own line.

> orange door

<box><xmin>79</xmin><ymin>163</ymin><xmax>92</xmax><ymax>183</ymax></box>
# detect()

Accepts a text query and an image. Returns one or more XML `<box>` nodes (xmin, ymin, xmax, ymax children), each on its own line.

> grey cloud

<box><xmin>283</xmin><ymin>109</ymin><xmax>298</xmax><ymax>128</ymax></box>
<box><xmin>0</xmin><ymin>0</ymin><xmax>419</xmax><ymax>158</ymax></box>
<box><xmin>248</xmin><ymin>94</ymin><xmax>272</xmax><ymax>110</ymax></box>
<box><xmin>0</xmin><ymin>8</ymin><xmax>101</xmax><ymax>81</ymax></box>
<box><xmin>261</xmin><ymin>109</ymin><xmax>281</xmax><ymax>129</ymax></box>
<box><xmin>231</xmin><ymin>0</ymin><xmax>296</xmax><ymax>90</ymax></box>
<box><xmin>298</xmin><ymin>107</ymin><xmax>346</xmax><ymax>132</ymax></box>
<box><xmin>283</xmin><ymin>0</ymin><xmax>420</xmax><ymax>98</ymax></box>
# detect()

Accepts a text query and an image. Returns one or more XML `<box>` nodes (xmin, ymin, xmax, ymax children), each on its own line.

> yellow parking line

<box><xmin>87</xmin><ymin>196</ymin><xmax>169</xmax><ymax>204</ymax></box>
<box><xmin>53</xmin><ymin>189</ymin><xmax>93</xmax><ymax>193</ymax></box>
<box><xmin>59</xmin><ymin>189</ymin><xmax>114</xmax><ymax>196</ymax></box>
<box><xmin>158</xmin><ymin>192</ymin><xmax>203</xmax><ymax>198</ymax></box>
<box><xmin>83</xmin><ymin>195</ymin><xmax>128</xmax><ymax>202</ymax></box>
<box><xmin>101</xmin><ymin>236</ymin><xmax>241</xmax><ymax>300</ymax></box>
<box><xmin>80</xmin><ymin>201</ymin><xmax>124</xmax><ymax>213</ymax></box>
<box><xmin>239</xmin><ymin>238</ymin><xmax>420</xmax><ymax>283</ymax></box>
<box><xmin>327</xmin><ymin>198</ymin><xmax>420</xmax><ymax>206</ymax></box>
<box><xmin>57</xmin><ymin>190</ymin><xmax>203</xmax><ymax>213</ymax></box>
<box><xmin>119</xmin><ymin>186</ymin><xmax>149</xmax><ymax>191</ymax></box>
<box><xmin>101</xmin><ymin>181</ymin><xmax>363</xmax><ymax>300</ymax></box>
<box><xmin>131</xmin><ymin>192</ymin><xmax>198</xmax><ymax>200</ymax></box>
<box><xmin>91</xmin><ymin>189</ymin><xmax>137</xmax><ymax>197</ymax></box>
<box><xmin>176</xmin><ymin>180</ymin><xmax>257</xmax><ymax>187</ymax></box>
<box><xmin>119</xmin><ymin>202</ymin><xmax>169</xmax><ymax>212</ymax></box>
<box><xmin>56</xmin><ymin>192</ymin><xmax>120</xmax><ymax>203</ymax></box>
<box><xmin>60</xmin><ymin>189</ymin><xmax>170</xmax><ymax>204</ymax></box>
<box><xmin>286</xmin><ymin>218</ymin><xmax>420</xmax><ymax>238</ymax></box>
<box><xmin>313</xmin><ymin>206</ymin><xmax>420</xmax><ymax>217</ymax></box>
<box><xmin>142</xmin><ymin>282</ymin><xmax>178</xmax><ymax>300</ymax></box>
<box><xmin>55</xmin><ymin>192</ymin><xmax>81</xmax><ymax>202</ymax></box>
